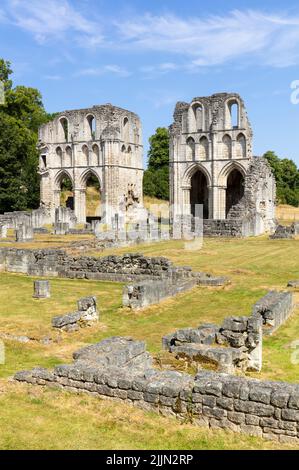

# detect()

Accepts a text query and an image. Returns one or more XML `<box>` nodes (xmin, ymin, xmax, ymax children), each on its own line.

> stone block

<box><xmin>33</xmin><ymin>280</ymin><xmax>50</xmax><ymax>299</ymax></box>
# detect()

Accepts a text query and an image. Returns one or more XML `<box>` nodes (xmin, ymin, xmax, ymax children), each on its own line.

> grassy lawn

<box><xmin>0</xmin><ymin>234</ymin><xmax>299</xmax><ymax>449</ymax></box>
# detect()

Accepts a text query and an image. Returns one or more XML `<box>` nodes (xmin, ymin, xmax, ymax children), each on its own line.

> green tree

<box><xmin>6</xmin><ymin>86</ymin><xmax>51</xmax><ymax>132</ymax></box>
<box><xmin>0</xmin><ymin>59</ymin><xmax>13</xmax><ymax>91</ymax></box>
<box><xmin>143</xmin><ymin>127</ymin><xmax>170</xmax><ymax>200</ymax></box>
<box><xmin>147</xmin><ymin>127</ymin><xmax>170</xmax><ymax>170</ymax></box>
<box><xmin>0</xmin><ymin>59</ymin><xmax>51</xmax><ymax>212</ymax></box>
<box><xmin>264</xmin><ymin>150</ymin><xmax>299</xmax><ymax>206</ymax></box>
<box><xmin>0</xmin><ymin>112</ymin><xmax>36</xmax><ymax>211</ymax></box>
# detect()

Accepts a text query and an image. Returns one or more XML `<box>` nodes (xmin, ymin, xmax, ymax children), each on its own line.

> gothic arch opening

<box><xmin>121</xmin><ymin>144</ymin><xmax>126</xmax><ymax>165</ymax></box>
<box><xmin>199</xmin><ymin>136</ymin><xmax>209</xmax><ymax>160</ymax></box>
<box><xmin>65</xmin><ymin>146</ymin><xmax>72</xmax><ymax>167</ymax></box>
<box><xmin>222</xmin><ymin>134</ymin><xmax>232</xmax><ymax>159</ymax></box>
<box><xmin>56</xmin><ymin>146</ymin><xmax>63</xmax><ymax>167</ymax></box>
<box><xmin>190</xmin><ymin>169</ymin><xmax>209</xmax><ymax>219</ymax></box>
<box><xmin>189</xmin><ymin>103</ymin><xmax>203</xmax><ymax>132</ymax></box>
<box><xmin>84</xmin><ymin>173</ymin><xmax>101</xmax><ymax>223</ymax></box>
<box><xmin>123</xmin><ymin>117</ymin><xmax>129</xmax><ymax>142</ymax></box>
<box><xmin>59</xmin><ymin>117</ymin><xmax>68</xmax><ymax>142</ymax></box>
<box><xmin>82</xmin><ymin>145</ymin><xmax>89</xmax><ymax>166</ymax></box>
<box><xmin>86</xmin><ymin>115</ymin><xmax>96</xmax><ymax>139</ymax></box>
<box><xmin>58</xmin><ymin>173</ymin><xmax>74</xmax><ymax>210</ymax></box>
<box><xmin>226</xmin><ymin>169</ymin><xmax>244</xmax><ymax>217</ymax></box>
<box><xmin>226</xmin><ymin>100</ymin><xmax>239</xmax><ymax>128</ymax></box>
<box><xmin>91</xmin><ymin>144</ymin><xmax>100</xmax><ymax>166</ymax></box>
<box><xmin>186</xmin><ymin>137</ymin><xmax>195</xmax><ymax>161</ymax></box>
<box><xmin>235</xmin><ymin>133</ymin><xmax>246</xmax><ymax>158</ymax></box>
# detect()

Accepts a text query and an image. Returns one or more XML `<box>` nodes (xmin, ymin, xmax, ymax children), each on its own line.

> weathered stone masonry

<box><xmin>163</xmin><ymin>291</ymin><xmax>293</xmax><ymax>373</ymax></box>
<box><xmin>38</xmin><ymin>104</ymin><xmax>143</xmax><ymax>223</ymax></box>
<box><xmin>169</xmin><ymin>93</ymin><xmax>276</xmax><ymax>236</ymax></box>
<box><xmin>15</xmin><ymin>336</ymin><xmax>299</xmax><ymax>443</ymax></box>
<box><xmin>0</xmin><ymin>248</ymin><xmax>226</xmax><ymax>285</ymax></box>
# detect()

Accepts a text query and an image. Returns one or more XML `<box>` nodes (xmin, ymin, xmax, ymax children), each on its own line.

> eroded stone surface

<box><xmin>38</xmin><ymin>104</ymin><xmax>143</xmax><ymax>224</ymax></box>
<box><xmin>169</xmin><ymin>93</ymin><xmax>276</xmax><ymax>237</ymax></box>
<box><xmin>163</xmin><ymin>291</ymin><xmax>293</xmax><ymax>372</ymax></box>
<box><xmin>14</xmin><ymin>336</ymin><xmax>299</xmax><ymax>444</ymax></box>
<box><xmin>52</xmin><ymin>296</ymin><xmax>99</xmax><ymax>331</ymax></box>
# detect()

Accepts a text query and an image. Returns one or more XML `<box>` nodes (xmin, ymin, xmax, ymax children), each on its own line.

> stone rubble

<box><xmin>163</xmin><ymin>291</ymin><xmax>293</xmax><ymax>373</ymax></box>
<box><xmin>52</xmin><ymin>296</ymin><xmax>99</xmax><ymax>332</ymax></box>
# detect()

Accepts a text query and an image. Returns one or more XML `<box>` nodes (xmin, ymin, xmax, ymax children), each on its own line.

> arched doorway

<box><xmin>85</xmin><ymin>173</ymin><xmax>101</xmax><ymax>223</ymax></box>
<box><xmin>226</xmin><ymin>169</ymin><xmax>244</xmax><ymax>217</ymax></box>
<box><xmin>190</xmin><ymin>170</ymin><xmax>209</xmax><ymax>218</ymax></box>
<box><xmin>59</xmin><ymin>174</ymin><xmax>74</xmax><ymax>210</ymax></box>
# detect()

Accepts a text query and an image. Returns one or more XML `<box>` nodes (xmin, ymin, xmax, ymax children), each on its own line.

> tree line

<box><xmin>0</xmin><ymin>60</ymin><xmax>55</xmax><ymax>213</ymax></box>
<box><xmin>1</xmin><ymin>58</ymin><xmax>299</xmax><ymax>211</ymax></box>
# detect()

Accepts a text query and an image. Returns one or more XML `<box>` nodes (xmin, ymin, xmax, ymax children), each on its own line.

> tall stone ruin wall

<box><xmin>228</xmin><ymin>157</ymin><xmax>276</xmax><ymax>236</ymax></box>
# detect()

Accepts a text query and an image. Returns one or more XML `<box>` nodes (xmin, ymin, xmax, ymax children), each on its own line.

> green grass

<box><xmin>0</xmin><ymin>384</ymin><xmax>295</xmax><ymax>450</ymax></box>
<box><xmin>0</xmin><ymin>235</ymin><xmax>299</xmax><ymax>449</ymax></box>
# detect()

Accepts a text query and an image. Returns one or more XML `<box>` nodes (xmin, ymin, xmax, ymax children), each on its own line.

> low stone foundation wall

<box><xmin>123</xmin><ymin>272</ymin><xmax>228</xmax><ymax>310</ymax></box>
<box><xmin>163</xmin><ymin>291</ymin><xmax>293</xmax><ymax>373</ymax></box>
<box><xmin>0</xmin><ymin>248</ymin><xmax>226</xmax><ymax>285</ymax></box>
<box><xmin>14</xmin><ymin>336</ymin><xmax>299</xmax><ymax>444</ymax></box>
<box><xmin>123</xmin><ymin>278</ymin><xmax>198</xmax><ymax>309</ymax></box>
<box><xmin>203</xmin><ymin>220</ymin><xmax>243</xmax><ymax>237</ymax></box>
<box><xmin>252</xmin><ymin>291</ymin><xmax>293</xmax><ymax>335</ymax></box>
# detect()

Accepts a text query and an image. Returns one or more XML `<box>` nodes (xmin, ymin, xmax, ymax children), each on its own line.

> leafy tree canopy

<box><xmin>144</xmin><ymin>127</ymin><xmax>169</xmax><ymax>200</ymax></box>
<box><xmin>0</xmin><ymin>59</ymin><xmax>51</xmax><ymax>212</ymax></box>
<box><xmin>264</xmin><ymin>150</ymin><xmax>299</xmax><ymax>207</ymax></box>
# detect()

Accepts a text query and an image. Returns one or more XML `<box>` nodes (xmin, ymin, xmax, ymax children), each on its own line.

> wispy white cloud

<box><xmin>3</xmin><ymin>2</ymin><xmax>299</xmax><ymax>68</ymax></box>
<box><xmin>4</xmin><ymin>0</ymin><xmax>103</xmax><ymax>44</ymax></box>
<box><xmin>75</xmin><ymin>65</ymin><xmax>131</xmax><ymax>78</ymax></box>
<box><xmin>115</xmin><ymin>10</ymin><xmax>299</xmax><ymax>67</ymax></box>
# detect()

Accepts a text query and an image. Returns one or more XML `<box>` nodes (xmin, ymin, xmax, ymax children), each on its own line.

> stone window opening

<box><xmin>82</xmin><ymin>145</ymin><xmax>89</xmax><ymax>166</ymax></box>
<box><xmin>65</xmin><ymin>146</ymin><xmax>72</xmax><ymax>167</ymax></box>
<box><xmin>236</xmin><ymin>133</ymin><xmax>246</xmax><ymax>159</ymax></box>
<box><xmin>56</xmin><ymin>146</ymin><xmax>63</xmax><ymax>167</ymax></box>
<box><xmin>59</xmin><ymin>117</ymin><xmax>69</xmax><ymax>142</ymax></box>
<box><xmin>186</xmin><ymin>137</ymin><xmax>195</xmax><ymax>161</ymax></box>
<box><xmin>121</xmin><ymin>144</ymin><xmax>126</xmax><ymax>165</ymax></box>
<box><xmin>41</xmin><ymin>155</ymin><xmax>47</xmax><ymax>169</ymax></box>
<box><xmin>91</xmin><ymin>144</ymin><xmax>100</xmax><ymax>166</ymax></box>
<box><xmin>123</xmin><ymin>117</ymin><xmax>129</xmax><ymax>142</ymax></box>
<box><xmin>227</xmin><ymin>101</ymin><xmax>239</xmax><ymax>129</ymax></box>
<box><xmin>222</xmin><ymin>134</ymin><xmax>232</xmax><ymax>159</ymax></box>
<box><xmin>127</xmin><ymin>146</ymin><xmax>132</xmax><ymax>166</ymax></box>
<box><xmin>199</xmin><ymin>136</ymin><xmax>209</xmax><ymax>160</ymax></box>
<box><xmin>189</xmin><ymin>103</ymin><xmax>203</xmax><ymax>132</ymax></box>
<box><xmin>87</xmin><ymin>115</ymin><xmax>96</xmax><ymax>140</ymax></box>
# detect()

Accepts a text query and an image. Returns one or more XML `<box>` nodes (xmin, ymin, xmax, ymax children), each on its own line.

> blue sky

<box><xmin>1</xmin><ymin>0</ymin><xmax>299</xmax><ymax>165</ymax></box>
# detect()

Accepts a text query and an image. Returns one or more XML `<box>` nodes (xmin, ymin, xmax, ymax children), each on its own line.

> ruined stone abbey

<box><xmin>35</xmin><ymin>92</ymin><xmax>276</xmax><ymax>236</ymax></box>
<box><xmin>169</xmin><ymin>93</ymin><xmax>276</xmax><ymax>235</ymax></box>
<box><xmin>38</xmin><ymin>104</ymin><xmax>143</xmax><ymax>223</ymax></box>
